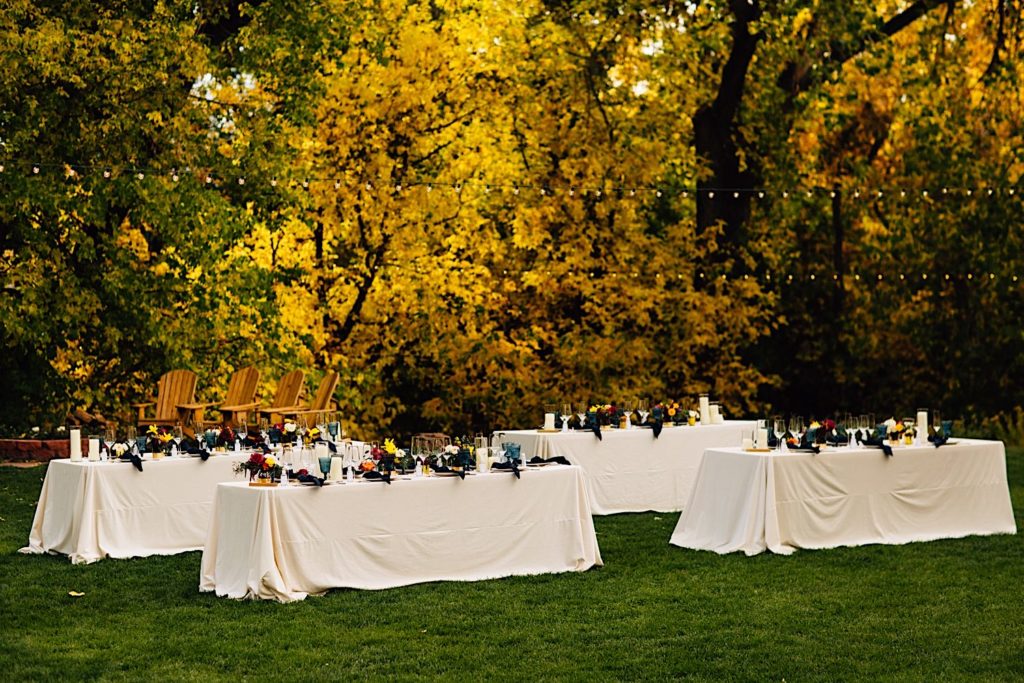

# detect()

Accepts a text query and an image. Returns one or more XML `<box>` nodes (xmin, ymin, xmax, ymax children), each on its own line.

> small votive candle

<box><xmin>742</xmin><ymin>437</ymin><xmax>754</xmax><ymax>450</ymax></box>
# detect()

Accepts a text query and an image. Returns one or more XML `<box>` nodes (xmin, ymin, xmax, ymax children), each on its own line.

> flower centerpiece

<box><xmin>883</xmin><ymin>418</ymin><xmax>904</xmax><ymax>445</ymax></box>
<box><xmin>234</xmin><ymin>451</ymin><xmax>282</xmax><ymax>485</ymax></box>
<box><xmin>144</xmin><ymin>425</ymin><xmax>175</xmax><ymax>456</ymax></box>
<box><xmin>215</xmin><ymin>426</ymin><xmax>236</xmax><ymax>449</ymax></box>
<box><xmin>282</xmin><ymin>421</ymin><xmax>299</xmax><ymax>445</ymax></box>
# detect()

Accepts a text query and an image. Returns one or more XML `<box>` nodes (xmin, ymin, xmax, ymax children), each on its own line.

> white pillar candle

<box><xmin>757</xmin><ymin>428</ymin><xmax>769</xmax><ymax>449</ymax></box>
<box><xmin>88</xmin><ymin>438</ymin><xmax>101</xmax><ymax>462</ymax></box>
<box><xmin>543</xmin><ymin>413</ymin><xmax>556</xmax><ymax>431</ymax></box>
<box><xmin>477</xmin><ymin>447</ymin><xmax>490</xmax><ymax>473</ymax></box>
<box><xmin>916</xmin><ymin>410</ymin><xmax>928</xmax><ymax>443</ymax></box>
<box><xmin>699</xmin><ymin>395</ymin><xmax>710</xmax><ymax>425</ymax></box>
<box><xmin>709</xmin><ymin>404</ymin><xmax>721</xmax><ymax>425</ymax></box>
<box><xmin>329</xmin><ymin>455</ymin><xmax>343</xmax><ymax>482</ymax></box>
<box><xmin>742</xmin><ymin>437</ymin><xmax>753</xmax><ymax>450</ymax></box>
<box><xmin>69</xmin><ymin>428</ymin><xmax>82</xmax><ymax>461</ymax></box>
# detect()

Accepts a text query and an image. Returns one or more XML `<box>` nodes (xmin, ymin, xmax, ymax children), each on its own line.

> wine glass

<box><xmin>621</xmin><ymin>398</ymin><xmax>635</xmax><ymax>428</ymax></box>
<box><xmin>637</xmin><ymin>399</ymin><xmax>650</xmax><ymax>427</ymax></box>
<box><xmin>931</xmin><ymin>410</ymin><xmax>942</xmax><ymax>439</ymax></box>
<box><xmin>772</xmin><ymin>416</ymin><xmax>785</xmax><ymax>451</ymax></box>
<box><xmin>560</xmin><ymin>403</ymin><xmax>572</xmax><ymax>431</ymax></box>
<box><xmin>575</xmin><ymin>402</ymin><xmax>588</xmax><ymax>429</ymax></box>
<box><xmin>788</xmin><ymin>416</ymin><xmax>804</xmax><ymax>443</ymax></box>
<box><xmin>318</xmin><ymin>454</ymin><xmax>332</xmax><ymax>481</ymax></box>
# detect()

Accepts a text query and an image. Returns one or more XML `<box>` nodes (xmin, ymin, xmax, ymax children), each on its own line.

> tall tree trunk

<box><xmin>693</xmin><ymin>1</ymin><xmax>763</xmax><ymax>244</ymax></box>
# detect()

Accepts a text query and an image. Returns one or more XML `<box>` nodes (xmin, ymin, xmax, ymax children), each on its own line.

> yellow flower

<box><xmin>384</xmin><ymin>438</ymin><xmax>397</xmax><ymax>455</ymax></box>
<box><xmin>265</xmin><ymin>455</ymin><xmax>277</xmax><ymax>468</ymax></box>
<box><xmin>147</xmin><ymin>425</ymin><xmax>158</xmax><ymax>435</ymax></box>
<box><xmin>809</xmin><ymin>420</ymin><xmax>821</xmax><ymax>429</ymax></box>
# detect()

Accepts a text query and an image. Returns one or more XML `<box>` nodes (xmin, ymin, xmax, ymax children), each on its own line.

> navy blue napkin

<box><xmin>528</xmin><ymin>456</ymin><xmax>572</xmax><ymax>466</ymax></box>
<box><xmin>362</xmin><ymin>470</ymin><xmax>392</xmax><ymax>484</ymax></box>
<box><xmin>491</xmin><ymin>461</ymin><xmax>521</xmax><ymax>479</ymax></box>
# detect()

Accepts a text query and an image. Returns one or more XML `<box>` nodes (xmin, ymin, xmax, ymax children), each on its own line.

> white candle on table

<box><xmin>88</xmin><ymin>438</ymin><xmax>100</xmax><ymax>462</ymax></box>
<box><xmin>709</xmin><ymin>404</ymin><xmax>720</xmax><ymax>425</ymax></box>
<box><xmin>757</xmin><ymin>428</ymin><xmax>769</xmax><ymax>449</ymax></box>
<box><xmin>69</xmin><ymin>428</ymin><xmax>82</xmax><ymax>461</ymax></box>
<box><xmin>329</xmin><ymin>455</ymin><xmax>343</xmax><ymax>482</ymax></box>
<box><xmin>916</xmin><ymin>410</ymin><xmax>928</xmax><ymax>443</ymax></box>
<box><xmin>699</xmin><ymin>395</ymin><xmax>710</xmax><ymax>425</ymax></box>
<box><xmin>543</xmin><ymin>413</ymin><xmax>556</xmax><ymax>431</ymax></box>
<box><xmin>742</xmin><ymin>437</ymin><xmax>753</xmax><ymax>450</ymax></box>
<box><xmin>478</xmin><ymin>447</ymin><xmax>490</xmax><ymax>473</ymax></box>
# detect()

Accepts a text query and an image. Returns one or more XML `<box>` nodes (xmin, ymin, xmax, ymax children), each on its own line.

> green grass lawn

<box><xmin>1</xmin><ymin>450</ymin><xmax>1022</xmax><ymax>681</ymax></box>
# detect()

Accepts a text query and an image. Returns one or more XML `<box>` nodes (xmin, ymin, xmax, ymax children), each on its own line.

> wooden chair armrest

<box><xmin>287</xmin><ymin>408</ymin><xmax>325</xmax><ymax>416</ymax></box>
<box><xmin>177</xmin><ymin>402</ymin><xmax>216</xmax><ymax>410</ymax></box>
<box><xmin>259</xmin><ymin>405</ymin><xmax>306</xmax><ymax>415</ymax></box>
<box><xmin>130</xmin><ymin>401</ymin><xmax>156</xmax><ymax>408</ymax></box>
<box><xmin>218</xmin><ymin>402</ymin><xmax>261</xmax><ymax>412</ymax></box>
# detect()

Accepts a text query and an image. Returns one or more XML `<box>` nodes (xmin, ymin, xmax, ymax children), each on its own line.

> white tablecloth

<box><xmin>21</xmin><ymin>454</ymin><xmax>249</xmax><ymax>564</ymax></box>
<box><xmin>671</xmin><ymin>439</ymin><xmax>1017</xmax><ymax>555</ymax></box>
<box><xmin>493</xmin><ymin>422</ymin><xmax>755</xmax><ymax>515</ymax></box>
<box><xmin>200</xmin><ymin>465</ymin><xmax>602</xmax><ymax>601</ymax></box>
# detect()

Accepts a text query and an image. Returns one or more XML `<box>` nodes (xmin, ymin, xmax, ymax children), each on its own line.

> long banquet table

<box><xmin>21</xmin><ymin>453</ymin><xmax>249</xmax><ymax>564</ymax></box>
<box><xmin>200</xmin><ymin>464</ymin><xmax>602</xmax><ymax>602</ymax></box>
<box><xmin>494</xmin><ymin>421</ymin><xmax>755</xmax><ymax>515</ymax></box>
<box><xmin>671</xmin><ymin>439</ymin><xmax>1017</xmax><ymax>556</ymax></box>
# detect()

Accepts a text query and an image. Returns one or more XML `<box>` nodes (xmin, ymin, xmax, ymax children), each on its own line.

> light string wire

<box><xmin>2</xmin><ymin>161</ymin><xmax>1021</xmax><ymax>287</ymax></box>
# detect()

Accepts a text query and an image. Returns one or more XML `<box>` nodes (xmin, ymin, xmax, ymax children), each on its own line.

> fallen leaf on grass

<box><xmin>68</xmin><ymin>591</ymin><xmax>85</xmax><ymax>597</ymax></box>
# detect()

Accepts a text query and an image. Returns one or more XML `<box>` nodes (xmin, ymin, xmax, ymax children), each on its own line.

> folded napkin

<box><xmin>288</xmin><ymin>469</ymin><xmax>325</xmax><ymax>486</ymax></box>
<box><xmin>119</xmin><ymin>454</ymin><xmax>144</xmax><ymax>472</ymax></box>
<box><xmin>591</xmin><ymin>421</ymin><xmax>602</xmax><ymax>441</ymax></box>
<box><xmin>362</xmin><ymin>470</ymin><xmax>392</xmax><ymax>484</ymax></box>
<box><xmin>178</xmin><ymin>437</ymin><xmax>203</xmax><ymax>455</ymax></box>
<box><xmin>927</xmin><ymin>434</ymin><xmax>950</xmax><ymax>447</ymax></box>
<box><xmin>491</xmin><ymin>461</ymin><xmax>522</xmax><ymax>479</ymax></box>
<box><xmin>860</xmin><ymin>436</ymin><xmax>894</xmax><ymax>457</ymax></box>
<box><xmin>431</xmin><ymin>463</ymin><xmax>466</xmax><ymax>480</ymax></box>
<box><xmin>528</xmin><ymin>456</ymin><xmax>572</xmax><ymax>466</ymax></box>
<box><xmin>788</xmin><ymin>446</ymin><xmax>821</xmax><ymax>455</ymax></box>
<box><xmin>651</xmin><ymin>420</ymin><xmax>663</xmax><ymax>439</ymax></box>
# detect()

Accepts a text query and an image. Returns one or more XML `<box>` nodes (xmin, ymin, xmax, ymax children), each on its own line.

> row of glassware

<box><xmin>747</xmin><ymin>410</ymin><xmax>954</xmax><ymax>450</ymax></box>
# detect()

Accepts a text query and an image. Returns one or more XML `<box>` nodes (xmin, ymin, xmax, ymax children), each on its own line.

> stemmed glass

<box><xmin>637</xmin><ymin>399</ymin><xmax>650</xmax><ymax>427</ymax></box>
<box><xmin>931</xmin><ymin>410</ymin><xmax>942</xmax><ymax>439</ymax></box>
<box><xmin>903</xmin><ymin>416</ymin><xmax>915</xmax><ymax>445</ymax></box>
<box><xmin>772</xmin><ymin>416</ymin><xmax>785</xmax><ymax>451</ymax></box>
<box><xmin>575</xmin><ymin>402</ymin><xmax>589</xmax><ymax>430</ymax></box>
<box><xmin>788</xmin><ymin>416</ymin><xmax>804</xmax><ymax>444</ymax></box>
<box><xmin>621</xmin><ymin>398</ymin><xmax>636</xmax><ymax>428</ymax></box>
<box><xmin>560</xmin><ymin>403</ymin><xmax>572</xmax><ymax>432</ymax></box>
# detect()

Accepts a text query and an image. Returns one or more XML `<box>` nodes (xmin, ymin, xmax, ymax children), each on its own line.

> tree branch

<box><xmin>778</xmin><ymin>0</ymin><xmax>946</xmax><ymax>99</ymax></box>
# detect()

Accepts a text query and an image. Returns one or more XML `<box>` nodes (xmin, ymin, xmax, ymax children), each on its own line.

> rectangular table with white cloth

<box><xmin>21</xmin><ymin>453</ymin><xmax>249</xmax><ymax>564</ymax></box>
<box><xmin>200</xmin><ymin>464</ymin><xmax>602</xmax><ymax>602</ymax></box>
<box><xmin>671</xmin><ymin>439</ymin><xmax>1017</xmax><ymax>556</ymax></box>
<box><xmin>493</xmin><ymin>422</ymin><xmax>755</xmax><ymax>515</ymax></box>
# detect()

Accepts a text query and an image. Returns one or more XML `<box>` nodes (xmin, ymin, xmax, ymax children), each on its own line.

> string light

<box><xmin>32</xmin><ymin>166</ymin><xmax>40</xmax><ymax>174</ymax></box>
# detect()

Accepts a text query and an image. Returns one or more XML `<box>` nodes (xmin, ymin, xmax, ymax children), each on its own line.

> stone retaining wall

<box><xmin>0</xmin><ymin>439</ymin><xmax>81</xmax><ymax>463</ymax></box>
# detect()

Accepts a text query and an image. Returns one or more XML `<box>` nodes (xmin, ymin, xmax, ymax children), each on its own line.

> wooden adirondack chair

<box><xmin>257</xmin><ymin>370</ymin><xmax>307</xmax><ymax>423</ymax></box>
<box><xmin>199</xmin><ymin>365</ymin><xmax>261</xmax><ymax>427</ymax></box>
<box><xmin>279</xmin><ymin>371</ymin><xmax>340</xmax><ymax>423</ymax></box>
<box><xmin>132</xmin><ymin>370</ymin><xmax>198</xmax><ymax>428</ymax></box>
